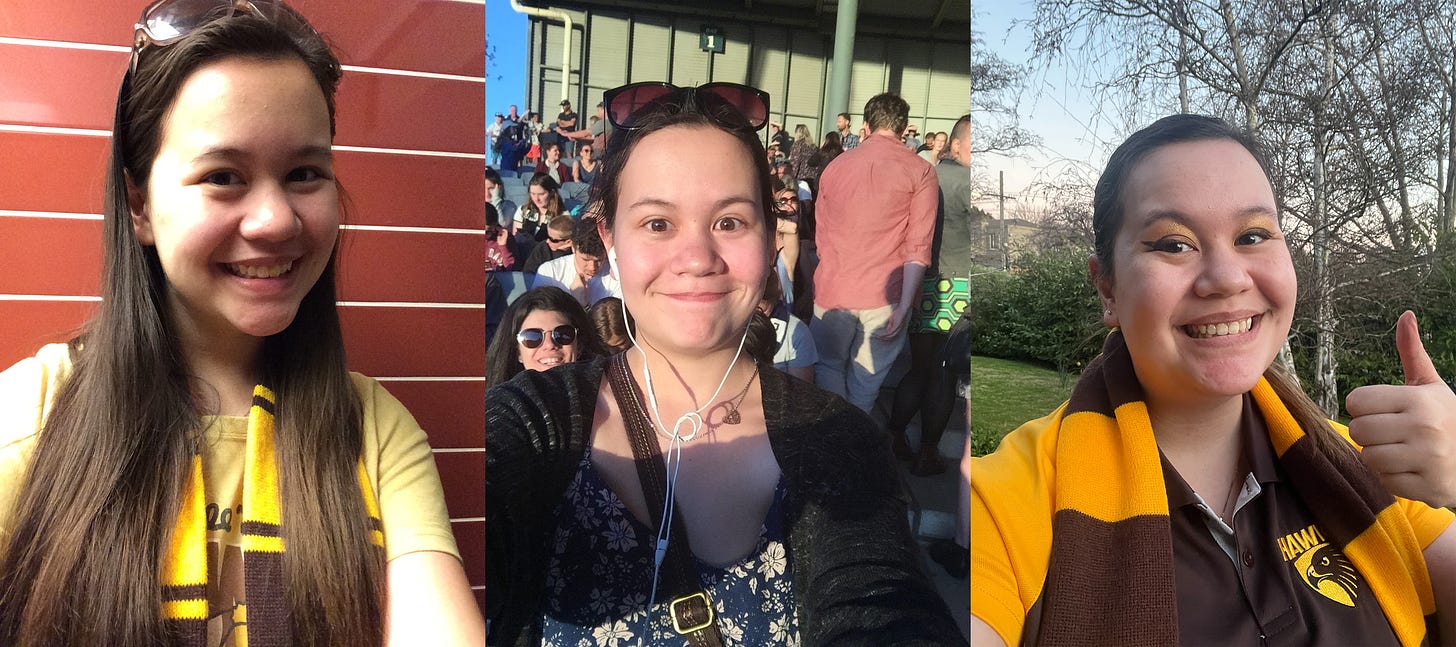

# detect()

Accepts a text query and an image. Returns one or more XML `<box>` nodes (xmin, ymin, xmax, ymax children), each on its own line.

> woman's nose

<box><xmin>240</xmin><ymin>185</ymin><xmax>302</xmax><ymax>242</ymax></box>
<box><xmin>1194</xmin><ymin>244</ymin><xmax>1254</xmax><ymax>298</ymax></box>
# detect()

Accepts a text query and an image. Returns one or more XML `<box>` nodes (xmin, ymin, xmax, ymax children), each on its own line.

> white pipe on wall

<box><xmin>510</xmin><ymin>1</ymin><xmax>574</xmax><ymax>109</ymax></box>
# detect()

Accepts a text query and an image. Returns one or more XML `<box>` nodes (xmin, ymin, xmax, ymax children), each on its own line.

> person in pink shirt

<box><xmin>810</xmin><ymin>92</ymin><xmax>937</xmax><ymax>413</ymax></box>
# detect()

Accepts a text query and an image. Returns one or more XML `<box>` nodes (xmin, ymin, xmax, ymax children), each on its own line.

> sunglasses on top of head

<box><xmin>601</xmin><ymin>82</ymin><xmax>770</xmax><ymax>133</ymax></box>
<box><xmin>130</xmin><ymin>0</ymin><xmax>288</xmax><ymax>73</ymax></box>
<box><xmin>517</xmin><ymin>325</ymin><xmax>577</xmax><ymax>349</ymax></box>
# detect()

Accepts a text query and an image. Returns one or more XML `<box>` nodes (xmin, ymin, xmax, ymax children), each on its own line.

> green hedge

<box><xmin>968</xmin><ymin>248</ymin><xmax>1103</xmax><ymax>374</ymax></box>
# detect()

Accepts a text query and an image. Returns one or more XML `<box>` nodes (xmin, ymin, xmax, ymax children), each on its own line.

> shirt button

<box><xmin>1242</xmin><ymin>551</ymin><xmax>1255</xmax><ymax>568</ymax></box>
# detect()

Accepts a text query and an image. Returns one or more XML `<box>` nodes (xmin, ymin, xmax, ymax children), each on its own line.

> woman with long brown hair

<box><xmin>0</xmin><ymin>3</ymin><xmax>482</xmax><ymax>645</ymax></box>
<box><xmin>513</xmin><ymin>173</ymin><xmax>567</xmax><ymax>242</ymax></box>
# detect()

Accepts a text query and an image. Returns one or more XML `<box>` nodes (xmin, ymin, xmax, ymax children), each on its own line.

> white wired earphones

<box><xmin>611</xmin><ymin>245</ymin><xmax>752</xmax><ymax>607</ymax></box>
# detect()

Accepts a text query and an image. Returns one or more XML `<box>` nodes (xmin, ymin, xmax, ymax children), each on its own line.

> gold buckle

<box><xmin>670</xmin><ymin>592</ymin><xmax>714</xmax><ymax>634</ymax></box>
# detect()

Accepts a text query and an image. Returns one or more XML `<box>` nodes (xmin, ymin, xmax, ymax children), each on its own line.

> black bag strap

<box><xmin>607</xmin><ymin>353</ymin><xmax>725</xmax><ymax>647</ymax></box>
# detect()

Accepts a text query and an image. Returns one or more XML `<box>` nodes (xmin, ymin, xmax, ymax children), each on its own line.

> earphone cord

<box><xmin>620</xmin><ymin>295</ymin><xmax>752</xmax><ymax>608</ymax></box>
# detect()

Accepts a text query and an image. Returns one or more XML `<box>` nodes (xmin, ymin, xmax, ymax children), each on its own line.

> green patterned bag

<box><xmin>911</xmin><ymin>274</ymin><xmax>968</xmax><ymax>334</ymax></box>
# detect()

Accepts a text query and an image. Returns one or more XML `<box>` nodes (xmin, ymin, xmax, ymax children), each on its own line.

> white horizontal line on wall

<box><xmin>0</xmin><ymin>210</ymin><xmax>103</xmax><ymax>220</ymax></box>
<box><xmin>0</xmin><ymin>38</ymin><xmax>482</xmax><ymax>84</ymax></box>
<box><xmin>0</xmin><ymin>123</ymin><xmax>110</xmax><ymax>137</ymax></box>
<box><xmin>332</xmin><ymin>145</ymin><xmax>485</xmax><ymax>160</ymax></box>
<box><xmin>342</xmin><ymin>224</ymin><xmax>485</xmax><ymax>235</ymax></box>
<box><xmin>433</xmin><ymin>448</ymin><xmax>486</xmax><ymax>454</ymax></box>
<box><xmin>450</xmin><ymin>517</ymin><xmax>486</xmax><ymax>524</ymax></box>
<box><xmin>337</xmin><ymin>301</ymin><xmax>485</xmax><ymax>309</ymax></box>
<box><xmin>0</xmin><ymin>294</ymin><xmax>101</xmax><ymax>302</ymax></box>
<box><xmin>372</xmin><ymin>376</ymin><xmax>486</xmax><ymax>382</ymax></box>
<box><xmin>0</xmin><ymin>125</ymin><xmax>482</xmax><ymax>160</ymax></box>
<box><xmin>341</xmin><ymin>64</ymin><xmax>482</xmax><ymax>84</ymax></box>
<box><xmin>0</xmin><ymin>36</ymin><xmax>128</xmax><ymax>53</ymax></box>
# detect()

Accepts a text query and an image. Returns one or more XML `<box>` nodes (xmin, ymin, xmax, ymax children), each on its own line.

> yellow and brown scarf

<box><xmin>1036</xmin><ymin>331</ymin><xmax>1441</xmax><ymax>646</ymax></box>
<box><xmin>158</xmin><ymin>386</ymin><xmax>384</xmax><ymax>647</ymax></box>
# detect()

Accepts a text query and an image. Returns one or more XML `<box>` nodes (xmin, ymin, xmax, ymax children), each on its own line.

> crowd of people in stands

<box><xmin>486</xmin><ymin>88</ymin><xmax>972</xmax><ymax>484</ymax></box>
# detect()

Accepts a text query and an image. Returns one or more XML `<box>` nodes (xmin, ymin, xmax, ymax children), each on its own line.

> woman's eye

<box><xmin>715</xmin><ymin>217</ymin><xmax>744</xmax><ymax>231</ymax></box>
<box><xmin>1141</xmin><ymin>237</ymin><xmax>1194</xmax><ymax>254</ymax></box>
<box><xmin>645</xmin><ymin>218</ymin><xmax>670</xmax><ymax>233</ymax></box>
<box><xmin>1237</xmin><ymin>229</ymin><xmax>1272</xmax><ymax>245</ymax></box>
<box><xmin>203</xmin><ymin>171</ymin><xmax>244</xmax><ymax>186</ymax></box>
<box><xmin>287</xmin><ymin>167</ymin><xmax>324</xmax><ymax>183</ymax></box>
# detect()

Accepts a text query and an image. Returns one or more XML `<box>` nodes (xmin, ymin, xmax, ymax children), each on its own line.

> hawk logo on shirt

<box><xmin>1278</xmin><ymin>523</ymin><xmax>1360</xmax><ymax>607</ymax></box>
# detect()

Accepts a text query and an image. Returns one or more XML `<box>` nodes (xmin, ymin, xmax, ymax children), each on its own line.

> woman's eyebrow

<box><xmin>624</xmin><ymin>196</ymin><xmax>757</xmax><ymax>211</ymax></box>
<box><xmin>191</xmin><ymin>144</ymin><xmax>333</xmax><ymax>165</ymax></box>
<box><xmin>1139</xmin><ymin>205</ymin><xmax>1277</xmax><ymax>228</ymax></box>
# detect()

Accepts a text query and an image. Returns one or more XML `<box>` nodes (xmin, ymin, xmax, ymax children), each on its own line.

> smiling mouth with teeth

<box><xmin>1183</xmin><ymin>315</ymin><xmax>1256</xmax><ymax>339</ymax></box>
<box><xmin>227</xmin><ymin>261</ymin><xmax>294</xmax><ymax>279</ymax></box>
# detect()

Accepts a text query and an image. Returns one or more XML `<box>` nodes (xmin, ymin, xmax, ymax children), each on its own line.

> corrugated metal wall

<box><xmin>522</xmin><ymin>7</ymin><xmax>969</xmax><ymax>144</ymax></box>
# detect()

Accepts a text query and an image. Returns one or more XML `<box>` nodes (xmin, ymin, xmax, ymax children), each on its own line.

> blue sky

<box><xmin>975</xmin><ymin>1</ymin><xmax>1122</xmax><ymax>206</ymax></box>
<box><xmin>485</xmin><ymin>0</ymin><xmax>528</xmax><ymax>118</ymax></box>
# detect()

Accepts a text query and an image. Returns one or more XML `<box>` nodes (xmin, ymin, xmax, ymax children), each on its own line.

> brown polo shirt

<box><xmin>1161</xmin><ymin>395</ymin><xmax>1401</xmax><ymax>646</ymax></box>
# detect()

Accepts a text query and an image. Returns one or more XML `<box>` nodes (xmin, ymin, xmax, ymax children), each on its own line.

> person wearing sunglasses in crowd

<box><xmin>486</xmin><ymin>81</ymin><xmax>960</xmax><ymax>646</ymax></box>
<box><xmin>486</xmin><ymin>287</ymin><xmax>605</xmax><ymax>389</ymax></box>
<box><xmin>521</xmin><ymin>215</ymin><xmax>575</xmax><ymax>275</ymax></box>
<box><xmin>971</xmin><ymin>114</ymin><xmax>1456</xmax><ymax>646</ymax></box>
<box><xmin>0</xmin><ymin>2</ymin><xmax>483</xmax><ymax>646</ymax></box>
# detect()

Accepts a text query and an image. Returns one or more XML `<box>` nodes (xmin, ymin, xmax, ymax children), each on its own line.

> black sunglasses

<box><xmin>602</xmin><ymin>82</ymin><xmax>770</xmax><ymax>132</ymax></box>
<box><xmin>517</xmin><ymin>325</ymin><xmax>577</xmax><ymax>349</ymax></box>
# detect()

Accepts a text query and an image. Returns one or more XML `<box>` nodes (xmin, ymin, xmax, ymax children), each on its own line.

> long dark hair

<box><xmin>1091</xmin><ymin>113</ymin><xmax>1352</xmax><ymax>460</ymax></box>
<box><xmin>587</xmin><ymin>86</ymin><xmax>778</xmax><ymax>365</ymax></box>
<box><xmin>524</xmin><ymin>173</ymin><xmax>565</xmax><ymax>220</ymax></box>
<box><xmin>486</xmin><ymin>287</ymin><xmax>605</xmax><ymax>388</ymax></box>
<box><xmin>0</xmin><ymin>10</ymin><xmax>385</xmax><ymax>647</ymax></box>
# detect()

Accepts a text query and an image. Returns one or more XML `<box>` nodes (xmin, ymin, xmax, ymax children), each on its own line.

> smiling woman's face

<box><xmin>1096</xmin><ymin>138</ymin><xmax>1296</xmax><ymax>409</ymax></box>
<box><xmin>131</xmin><ymin>56</ymin><xmax>338</xmax><ymax>351</ymax></box>
<box><xmin>602</xmin><ymin>125</ymin><xmax>771</xmax><ymax>358</ymax></box>
<box><xmin>517</xmin><ymin>308</ymin><xmax>577</xmax><ymax>371</ymax></box>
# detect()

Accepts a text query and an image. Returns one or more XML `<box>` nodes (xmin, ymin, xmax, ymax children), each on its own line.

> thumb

<box><xmin>1397</xmin><ymin>310</ymin><xmax>1441</xmax><ymax>386</ymax></box>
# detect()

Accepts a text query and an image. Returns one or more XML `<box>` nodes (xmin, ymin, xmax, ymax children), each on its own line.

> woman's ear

<box><xmin>1089</xmin><ymin>254</ymin><xmax>1118</xmax><ymax>327</ymax></box>
<box><xmin>126</xmin><ymin>172</ymin><xmax>154</xmax><ymax>245</ymax></box>
<box><xmin>596</xmin><ymin>217</ymin><xmax>612</xmax><ymax>250</ymax></box>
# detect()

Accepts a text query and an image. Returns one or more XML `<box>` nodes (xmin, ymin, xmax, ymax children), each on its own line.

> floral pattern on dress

<box><xmin>541</xmin><ymin>450</ymin><xmax>799</xmax><ymax>646</ymax></box>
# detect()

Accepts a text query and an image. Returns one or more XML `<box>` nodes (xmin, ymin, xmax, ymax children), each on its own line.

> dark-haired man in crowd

<box><xmin>531</xmin><ymin>217</ymin><xmax>620</xmax><ymax>306</ymax></box>
<box><xmin>812</xmin><ymin>92</ymin><xmax>937</xmax><ymax>415</ymax></box>
<box><xmin>837</xmin><ymin>112</ymin><xmax>860</xmax><ymax>150</ymax></box>
<box><xmin>554</xmin><ymin>99</ymin><xmax>579</xmax><ymax>156</ymax></box>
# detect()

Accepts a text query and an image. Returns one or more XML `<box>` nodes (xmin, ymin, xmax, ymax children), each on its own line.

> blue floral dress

<box><xmin>540</xmin><ymin>449</ymin><xmax>800</xmax><ymax>646</ymax></box>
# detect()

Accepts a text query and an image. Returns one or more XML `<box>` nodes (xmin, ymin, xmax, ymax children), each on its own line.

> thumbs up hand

<box><xmin>1345</xmin><ymin>311</ymin><xmax>1456</xmax><ymax>508</ymax></box>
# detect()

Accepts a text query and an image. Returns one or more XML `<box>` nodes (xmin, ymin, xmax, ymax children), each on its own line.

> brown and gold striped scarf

<box><xmin>159</xmin><ymin>386</ymin><xmax>384</xmax><ymax>647</ymax></box>
<box><xmin>1038</xmin><ymin>331</ymin><xmax>1440</xmax><ymax>646</ymax></box>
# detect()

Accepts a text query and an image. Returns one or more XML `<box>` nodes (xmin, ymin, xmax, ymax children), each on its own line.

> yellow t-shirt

<box><xmin>0</xmin><ymin>344</ymin><xmax>461</xmax><ymax>647</ymax></box>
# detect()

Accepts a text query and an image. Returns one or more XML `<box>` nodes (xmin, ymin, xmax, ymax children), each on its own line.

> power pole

<box><xmin>1000</xmin><ymin>171</ymin><xmax>1008</xmax><ymax>270</ymax></box>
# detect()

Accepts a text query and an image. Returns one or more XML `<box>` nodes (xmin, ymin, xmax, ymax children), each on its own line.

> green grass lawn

<box><xmin>971</xmin><ymin>356</ymin><xmax>1077</xmax><ymax>456</ymax></box>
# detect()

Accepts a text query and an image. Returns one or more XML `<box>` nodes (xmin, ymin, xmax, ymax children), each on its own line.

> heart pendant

<box><xmin>723</xmin><ymin>408</ymin><xmax>741</xmax><ymax>425</ymax></box>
